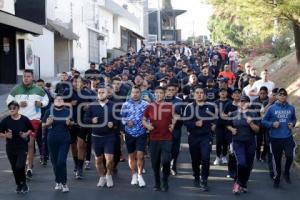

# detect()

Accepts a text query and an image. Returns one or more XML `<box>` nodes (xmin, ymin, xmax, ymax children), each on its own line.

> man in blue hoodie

<box><xmin>262</xmin><ymin>88</ymin><xmax>297</xmax><ymax>188</ymax></box>
<box><xmin>121</xmin><ymin>86</ymin><xmax>148</xmax><ymax>188</ymax></box>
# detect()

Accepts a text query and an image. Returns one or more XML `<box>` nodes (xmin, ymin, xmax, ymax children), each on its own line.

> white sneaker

<box><xmin>142</xmin><ymin>168</ymin><xmax>146</xmax><ymax>174</ymax></box>
<box><xmin>62</xmin><ymin>184</ymin><xmax>69</xmax><ymax>193</ymax></box>
<box><xmin>222</xmin><ymin>157</ymin><xmax>228</xmax><ymax>164</ymax></box>
<box><xmin>131</xmin><ymin>173</ymin><xmax>138</xmax><ymax>185</ymax></box>
<box><xmin>106</xmin><ymin>175</ymin><xmax>114</xmax><ymax>188</ymax></box>
<box><xmin>214</xmin><ymin>157</ymin><xmax>221</xmax><ymax>165</ymax></box>
<box><xmin>54</xmin><ymin>183</ymin><xmax>62</xmax><ymax>191</ymax></box>
<box><xmin>97</xmin><ymin>177</ymin><xmax>106</xmax><ymax>187</ymax></box>
<box><xmin>138</xmin><ymin>174</ymin><xmax>146</xmax><ymax>187</ymax></box>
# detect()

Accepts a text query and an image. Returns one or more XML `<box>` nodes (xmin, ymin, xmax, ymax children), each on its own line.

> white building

<box><xmin>0</xmin><ymin>0</ymin><xmax>146</xmax><ymax>83</ymax></box>
<box><xmin>45</xmin><ymin>0</ymin><xmax>145</xmax><ymax>74</ymax></box>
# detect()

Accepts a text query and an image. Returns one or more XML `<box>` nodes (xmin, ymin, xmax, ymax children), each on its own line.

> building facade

<box><xmin>0</xmin><ymin>0</ymin><xmax>145</xmax><ymax>84</ymax></box>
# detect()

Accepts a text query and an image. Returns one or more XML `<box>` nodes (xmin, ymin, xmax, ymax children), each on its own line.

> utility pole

<box><xmin>192</xmin><ymin>20</ymin><xmax>195</xmax><ymax>45</ymax></box>
<box><xmin>157</xmin><ymin>0</ymin><xmax>161</xmax><ymax>43</ymax></box>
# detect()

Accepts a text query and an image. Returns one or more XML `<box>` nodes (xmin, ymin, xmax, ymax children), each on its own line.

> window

<box><xmin>121</xmin><ymin>28</ymin><xmax>128</xmax><ymax>52</ymax></box>
<box><xmin>88</xmin><ymin>30</ymin><xmax>100</xmax><ymax>63</ymax></box>
<box><xmin>18</xmin><ymin>39</ymin><xmax>25</xmax><ymax>70</ymax></box>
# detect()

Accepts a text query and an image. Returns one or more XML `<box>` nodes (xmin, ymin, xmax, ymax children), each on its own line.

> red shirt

<box><xmin>143</xmin><ymin>102</ymin><xmax>173</xmax><ymax>141</ymax></box>
<box><xmin>218</xmin><ymin>71</ymin><xmax>236</xmax><ymax>86</ymax></box>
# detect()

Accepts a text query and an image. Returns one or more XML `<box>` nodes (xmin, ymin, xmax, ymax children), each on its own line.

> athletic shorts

<box><xmin>30</xmin><ymin>120</ymin><xmax>41</xmax><ymax>139</ymax></box>
<box><xmin>92</xmin><ymin>135</ymin><xmax>116</xmax><ymax>156</ymax></box>
<box><xmin>125</xmin><ymin>134</ymin><xmax>147</xmax><ymax>154</ymax></box>
<box><xmin>69</xmin><ymin>125</ymin><xmax>91</xmax><ymax>144</ymax></box>
<box><xmin>77</xmin><ymin>127</ymin><xmax>91</xmax><ymax>143</ymax></box>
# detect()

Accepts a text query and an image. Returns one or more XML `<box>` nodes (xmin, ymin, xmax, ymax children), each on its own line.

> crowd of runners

<box><xmin>0</xmin><ymin>43</ymin><xmax>297</xmax><ymax>195</ymax></box>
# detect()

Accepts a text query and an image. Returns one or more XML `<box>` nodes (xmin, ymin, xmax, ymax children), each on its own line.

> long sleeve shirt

<box><xmin>6</xmin><ymin>84</ymin><xmax>49</xmax><ymax>120</ymax></box>
<box><xmin>183</xmin><ymin>102</ymin><xmax>216</xmax><ymax>137</ymax></box>
<box><xmin>262</xmin><ymin>101</ymin><xmax>296</xmax><ymax>139</ymax></box>
<box><xmin>84</xmin><ymin>100</ymin><xmax>117</xmax><ymax>137</ymax></box>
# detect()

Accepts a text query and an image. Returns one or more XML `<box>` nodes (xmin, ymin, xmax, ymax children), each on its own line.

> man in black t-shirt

<box><xmin>0</xmin><ymin>101</ymin><xmax>33</xmax><ymax>194</ymax></box>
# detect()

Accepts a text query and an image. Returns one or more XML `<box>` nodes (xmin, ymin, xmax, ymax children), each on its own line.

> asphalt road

<box><xmin>0</xmin><ymin>134</ymin><xmax>299</xmax><ymax>200</ymax></box>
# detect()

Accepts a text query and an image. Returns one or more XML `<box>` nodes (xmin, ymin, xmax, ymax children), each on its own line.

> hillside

<box><xmin>248</xmin><ymin>52</ymin><xmax>300</xmax><ymax>162</ymax></box>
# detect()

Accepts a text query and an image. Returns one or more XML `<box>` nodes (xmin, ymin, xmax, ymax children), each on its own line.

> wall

<box><xmin>16</xmin><ymin>28</ymin><xmax>54</xmax><ymax>79</ymax></box>
<box><xmin>0</xmin><ymin>0</ymin><xmax>15</xmax><ymax>14</ymax></box>
<box><xmin>54</xmin><ymin>35</ymin><xmax>72</xmax><ymax>74</ymax></box>
<box><xmin>30</xmin><ymin>28</ymin><xmax>55</xmax><ymax>79</ymax></box>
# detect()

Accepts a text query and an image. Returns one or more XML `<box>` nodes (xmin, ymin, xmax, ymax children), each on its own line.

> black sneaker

<box><xmin>75</xmin><ymin>170</ymin><xmax>83</xmax><ymax>180</ymax></box>
<box><xmin>193</xmin><ymin>178</ymin><xmax>200</xmax><ymax>187</ymax></box>
<box><xmin>26</xmin><ymin>169</ymin><xmax>32</xmax><ymax>180</ymax></box>
<box><xmin>284</xmin><ymin>174</ymin><xmax>291</xmax><ymax>184</ymax></box>
<box><xmin>21</xmin><ymin>184</ymin><xmax>29</xmax><ymax>194</ymax></box>
<box><xmin>153</xmin><ymin>185</ymin><xmax>161</xmax><ymax>191</ymax></box>
<box><xmin>273</xmin><ymin>179</ymin><xmax>280</xmax><ymax>189</ymax></box>
<box><xmin>269</xmin><ymin>172</ymin><xmax>275</xmax><ymax>180</ymax></box>
<box><xmin>15</xmin><ymin>185</ymin><xmax>22</xmax><ymax>194</ymax></box>
<box><xmin>199</xmin><ymin>180</ymin><xmax>209</xmax><ymax>192</ymax></box>
<box><xmin>161</xmin><ymin>181</ymin><xmax>169</xmax><ymax>192</ymax></box>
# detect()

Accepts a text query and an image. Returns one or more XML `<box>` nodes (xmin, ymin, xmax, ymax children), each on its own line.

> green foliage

<box><xmin>204</xmin><ymin>0</ymin><xmax>300</xmax><ymax>50</ymax></box>
<box><xmin>107</xmin><ymin>51</ymin><xmax>112</xmax><ymax>59</ymax></box>
<box><xmin>162</xmin><ymin>0</ymin><xmax>172</xmax><ymax>9</ymax></box>
<box><xmin>272</xmin><ymin>38</ymin><xmax>291</xmax><ymax>58</ymax></box>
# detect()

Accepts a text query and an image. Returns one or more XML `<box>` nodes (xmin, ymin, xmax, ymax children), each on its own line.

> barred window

<box><xmin>88</xmin><ymin>30</ymin><xmax>100</xmax><ymax>63</ymax></box>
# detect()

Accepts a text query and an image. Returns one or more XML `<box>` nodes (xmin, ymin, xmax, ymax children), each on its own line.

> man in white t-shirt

<box><xmin>242</xmin><ymin>76</ymin><xmax>258</xmax><ymax>103</ymax></box>
<box><xmin>228</xmin><ymin>48</ymin><xmax>237</xmax><ymax>72</ymax></box>
<box><xmin>249</xmin><ymin>69</ymin><xmax>275</xmax><ymax>98</ymax></box>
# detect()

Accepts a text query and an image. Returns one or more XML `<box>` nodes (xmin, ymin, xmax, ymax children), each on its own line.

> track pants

<box><xmin>188</xmin><ymin>135</ymin><xmax>211</xmax><ymax>181</ymax></box>
<box><xmin>233</xmin><ymin>139</ymin><xmax>256</xmax><ymax>187</ymax></box>
<box><xmin>6</xmin><ymin>145</ymin><xmax>28</xmax><ymax>186</ymax></box>
<box><xmin>270</xmin><ymin>137</ymin><xmax>296</xmax><ymax>182</ymax></box>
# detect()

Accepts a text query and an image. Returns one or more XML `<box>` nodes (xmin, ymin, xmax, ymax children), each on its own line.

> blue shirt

<box><xmin>262</xmin><ymin>101</ymin><xmax>296</xmax><ymax>138</ymax></box>
<box><xmin>42</xmin><ymin>108</ymin><xmax>71</xmax><ymax>135</ymax></box>
<box><xmin>121</xmin><ymin>99</ymin><xmax>148</xmax><ymax>137</ymax></box>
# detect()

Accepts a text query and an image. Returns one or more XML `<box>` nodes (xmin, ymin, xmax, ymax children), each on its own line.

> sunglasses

<box><xmin>9</xmin><ymin>106</ymin><xmax>18</xmax><ymax>111</ymax></box>
<box><xmin>278</xmin><ymin>93</ymin><xmax>287</xmax><ymax>96</ymax></box>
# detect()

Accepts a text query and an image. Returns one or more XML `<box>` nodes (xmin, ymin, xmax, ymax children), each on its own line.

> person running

<box><xmin>165</xmin><ymin>83</ymin><xmax>184</xmax><ymax>176</ymax></box>
<box><xmin>184</xmin><ymin>86</ymin><xmax>216</xmax><ymax>192</ymax></box>
<box><xmin>121</xmin><ymin>86</ymin><xmax>149</xmax><ymax>187</ymax></box>
<box><xmin>42</xmin><ymin>95</ymin><xmax>72</xmax><ymax>193</ymax></box>
<box><xmin>252</xmin><ymin>86</ymin><xmax>269</xmax><ymax>162</ymax></box>
<box><xmin>84</xmin><ymin>86</ymin><xmax>117</xmax><ymax>188</ymax></box>
<box><xmin>223</xmin><ymin>88</ymin><xmax>241</xmax><ymax>179</ymax></box>
<box><xmin>214</xmin><ymin>88</ymin><xmax>231</xmax><ymax>165</ymax></box>
<box><xmin>249</xmin><ymin>69</ymin><xmax>275</xmax><ymax>98</ymax></box>
<box><xmin>6</xmin><ymin>69</ymin><xmax>49</xmax><ymax>179</ymax></box>
<box><xmin>218</xmin><ymin>65</ymin><xmax>236</xmax><ymax>88</ymax></box>
<box><xmin>227</xmin><ymin>95</ymin><xmax>260</xmax><ymax>194</ymax></box>
<box><xmin>64</xmin><ymin>77</ymin><xmax>92</xmax><ymax>179</ymax></box>
<box><xmin>37</xmin><ymin>79</ymin><xmax>54</xmax><ymax>166</ymax></box>
<box><xmin>262</xmin><ymin>88</ymin><xmax>297</xmax><ymax>188</ymax></box>
<box><xmin>241</xmin><ymin>76</ymin><xmax>257</xmax><ymax>103</ymax></box>
<box><xmin>0</xmin><ymin>101</ymin><xmax>33</xmax><ymax>194</ymax></box>
<box><xmin>263</xmin><ymin>88</ymin><xmax>279</xmax><ymax>179</ymax></box>
<box><xmin>143</xmin><ymin>86</ymin><xmax>177</xmax><ymax>192</ymax></box>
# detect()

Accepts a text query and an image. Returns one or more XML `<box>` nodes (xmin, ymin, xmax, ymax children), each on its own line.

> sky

<box><xmin>148</xmin><ymin>0</ymin><xmax>213</xmax><ymax>40</ymax></box>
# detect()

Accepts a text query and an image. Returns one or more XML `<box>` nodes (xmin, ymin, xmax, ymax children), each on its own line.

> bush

<box><xmin>271</xmin><ymin>38</ymin><xmax>291</xmax><ymax>58</ymax></box>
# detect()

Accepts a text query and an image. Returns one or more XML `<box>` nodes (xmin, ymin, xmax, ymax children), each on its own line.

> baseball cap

<box><xmin>278</xmin><ymin>88</ymin><xmax>288</xmax><ymax>96</ymax></box>
<box><xmin>240</xmin><ymin>95</ymin><xmax>250</xmax><ymax>102</ymax></box>
<box><xmin>233</xmin><ymin>88</ymin><xmax>242</xmax><ymax>93</ymax></box>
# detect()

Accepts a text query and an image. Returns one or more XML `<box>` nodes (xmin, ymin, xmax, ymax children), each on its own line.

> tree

<box><xmin>162</xmin><ymin>0</ymin><xmax>173</xmax><ymax>9</ymax></box>
<box><xmin>204</xmin><ymin>0</ymin><xmax>300</xmax><ymax>64</ymax></box>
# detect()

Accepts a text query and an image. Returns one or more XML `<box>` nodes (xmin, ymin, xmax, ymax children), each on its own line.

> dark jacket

<box><xmin>183</xmin><ymin>102</ymin><xmax>216</xmax><ymax>137</ymax></box>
